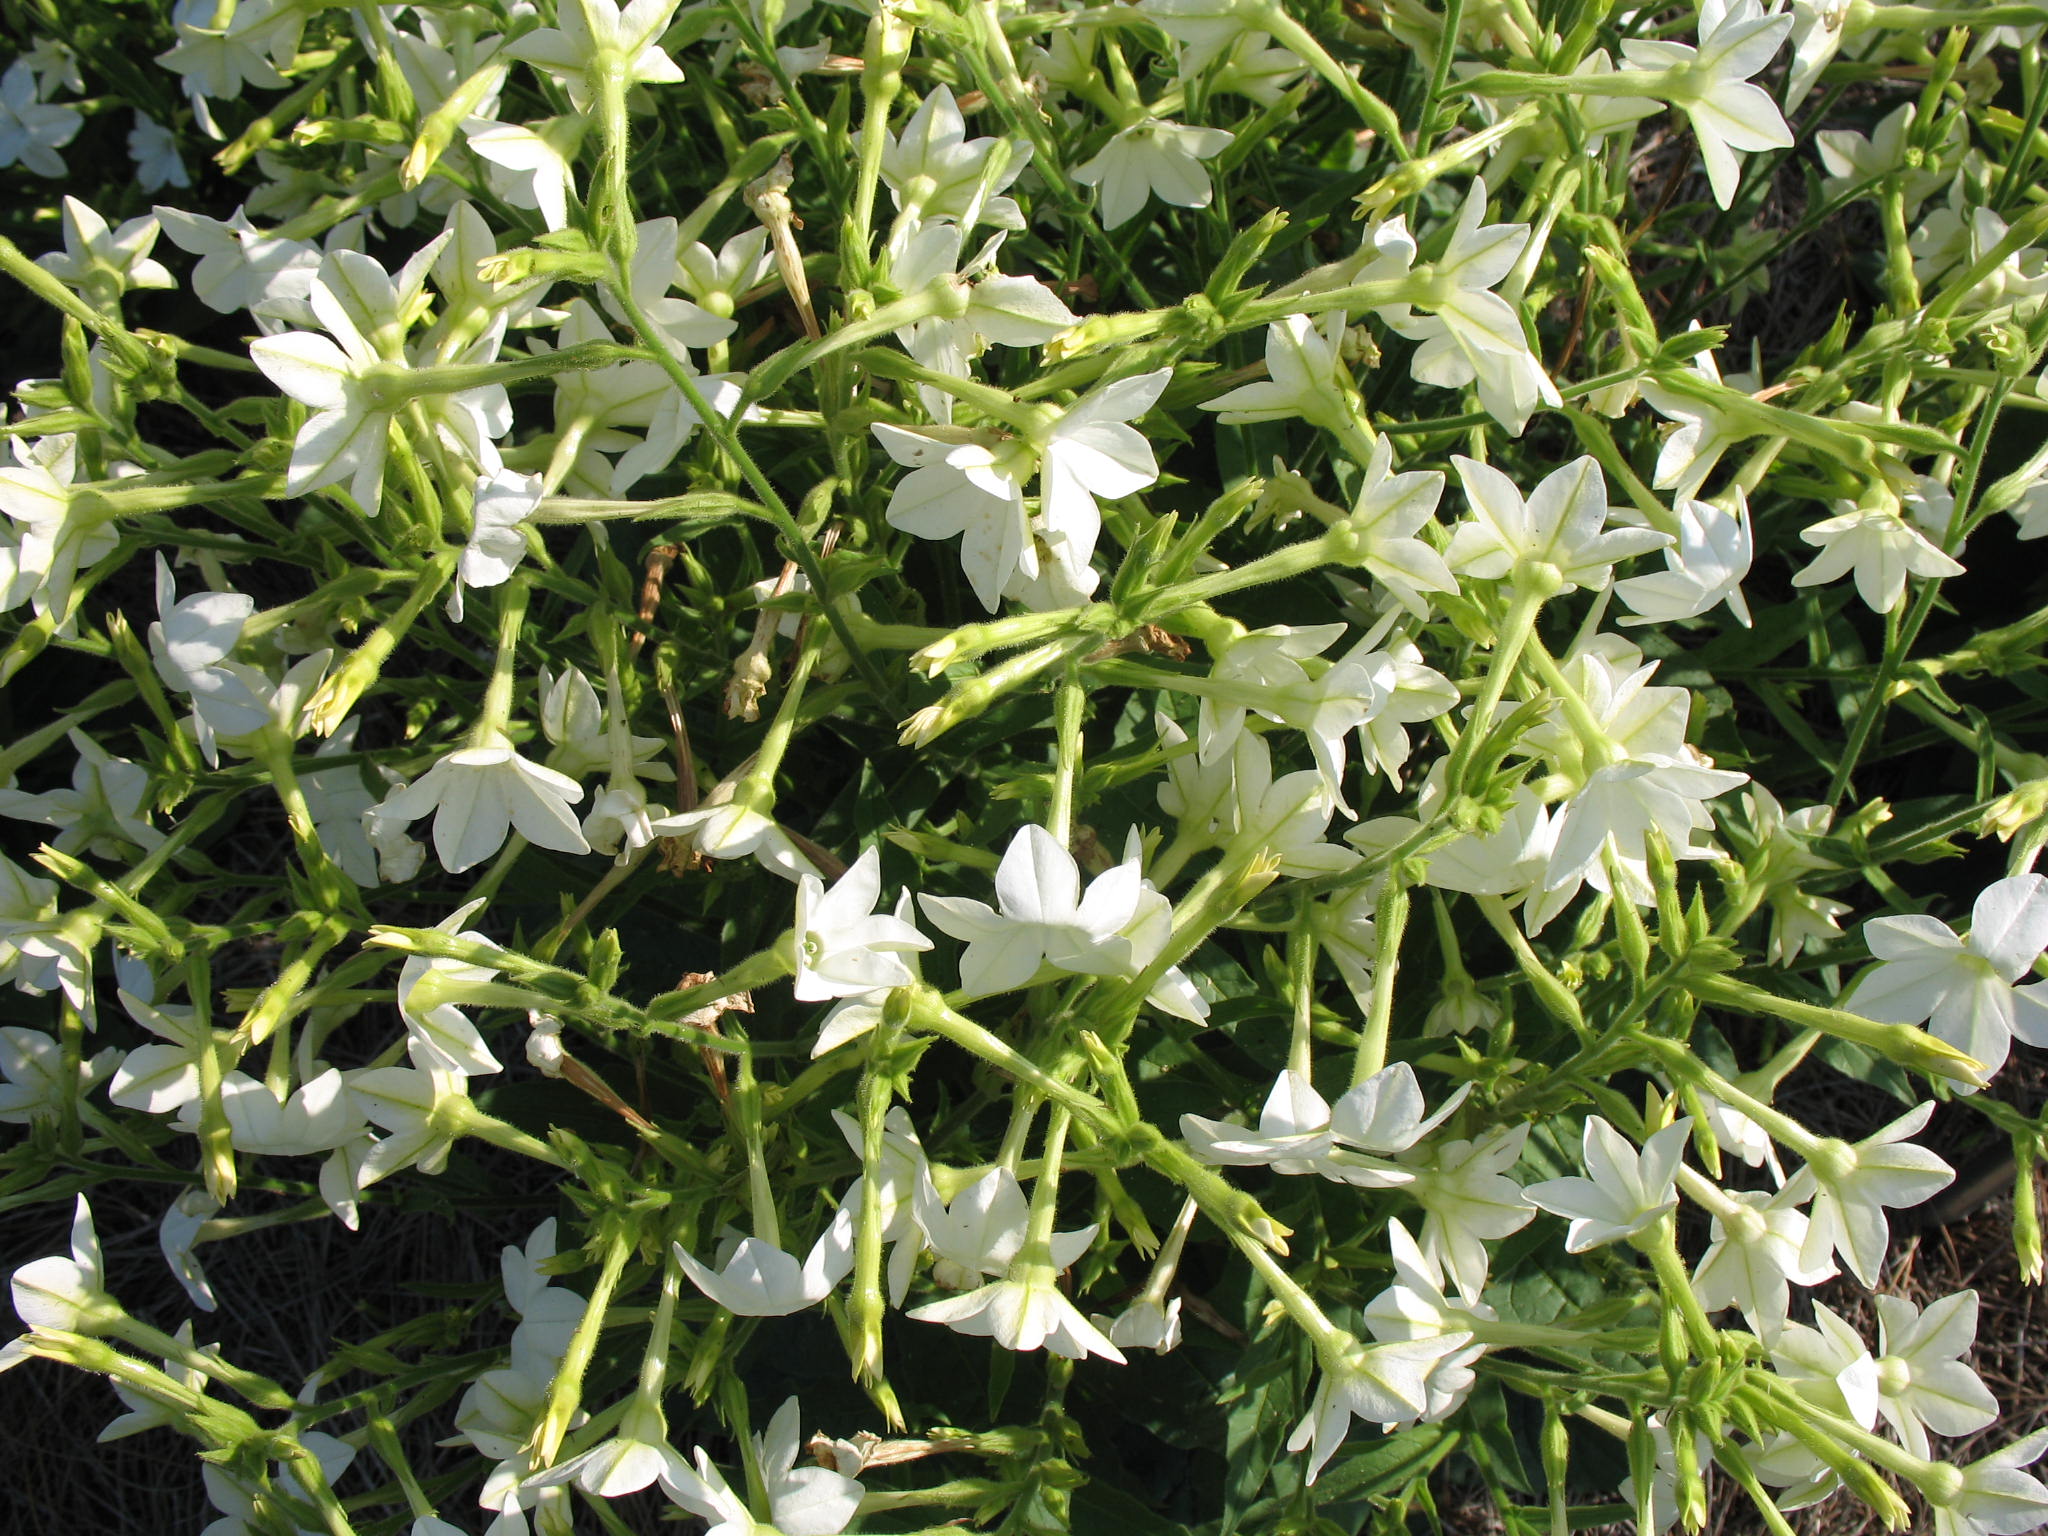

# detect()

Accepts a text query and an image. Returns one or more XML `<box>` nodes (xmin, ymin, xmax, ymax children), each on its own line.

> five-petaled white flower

<box><xmin>1073</xmin><ymin>119</ymin><xmax>1234</xmax><ymax>229</ymax></box>
<box><xmin>1523</xmin><ymin>1116</ymin><xmax>1692</xmax><ymax>1252</ymax></box>
<box><xmin>1448</xmin><ymin>455</ymin><xmax>1669</xmax><ymax>592</ymax></box>
<box><xmin>503</xmin><ymin>0</ymin><xmax>686</xmax><ymax>110</ymax></box>
<box><xmin>794</xmin><ymin>847</ymin><xmax>933</xmax><ymax>1002</ymax></box>
<box><xmin>1792</xmin><ymin>502</ymin><xmax>1965</xmax><ymax>614</ymax></box>
<box><xmin>1615</xmin><ymin>494</ymin><xmax>1754</xmax><ymax>627</ymax></box>
<box><xmin>1846</xmin><ymin>875</ymin><xmax>2048</xmax><ymax>1084</ymax></box>
<box><xmin>374</xmin><ymin>735</ymin><xmax>591</xmax><ymax>874</ymax></box>
<box><xmin>919</xmin><ymin>824</ymin><xmax>1146</xmax><ymax>997</ymax></box>
<box><xmin>1617</xmin><ymin>0</ymin><xmax>1794</xmax><ymax>209</ymax></box>
<box><xmin>0</xmin><ymin>59</ymin><xmax>80</xmax><ymax>178</ymax></box>
<box><xmin>1781</xmin><ymin>1101</ymin><xmax>1954</xmax><ymax>1287</ymax></box>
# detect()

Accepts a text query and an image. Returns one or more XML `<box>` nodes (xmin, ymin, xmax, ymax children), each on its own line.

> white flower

<box><xmin>1871</xmin><ymin>1290</ymin><xmax>1998</xmax><ymax>1458</ymax></box>
<box><xmin>156</xmin><ymin>0</ymin><xmax>302</xmax><ymax>135</ymax></box>
<box><xmin>880</xmin><ymin>85</ymin><xmax>1030</xmax><ymax>231</ymax></box>
<box><xmin>449</xmin><ymin>467</ymin><xmax>543</xmax><ymax>622</ymax></box>
<box><xmin>1638</xmin><ymin>340</ymin><xmax>1760</xmax><ymax>501</ymax></box>
<box><xmin>1382</xmin><ymin>179</ymin><xmax>1560</xmax><ymax>434</ymax></box>
<box><xmin>396</xmin><ymin>900</ymin><xmax>508</xmax><ymax>1078</ymax></box>
<box><xmin>1448</xmin><ymin>455</ymin><xmax>1669</xmax><ymax>591</ymax></box>
<box><xmin>915</xmin><ymin>1168</ymin><xmax>1033</xmax><ymax>1287</ymax></box>
<box><xmin>1615</xmin><ymin>493</ymin><xmax>1753</xmax><ymax>627</ymax></box>
<box><xmin>0</xmin><ymin>730</ymin><xmax>163</xmax><ymax>858</ymax></box>
<box><xmin>186</xmin><ymin>1068</ymin><xmax>362</xmax><ymax>1157</ymax></box>
<box><xmin>0</xmin><ymin>1026</ymin><xmax>113</xmax><ymax>1124</ymax></box>
<box><xmin>1817</xmin><ymin>102</ymin><xmax>1957</xmax><ymax>215</ymax></box>
<box><xmin>794</xmin><ymin>848</ymin><xmax>932</xmax><ymax>1002</ymax></box>
<box><xmin>1792</xmin><ymin>502</ymin><xmax>1965</xmax><ymax>614</ymax></box>
<box><xmin>0</xmin><ymin>442</ymin><xmax>121</xmax><ymax>621</ymax></box>
<box><xmin>1360</xmin><ymin>1220</ymin><xmax>1492</xmax><ymax>1422</ymax></box>
<box><xmin>648</xmin><ymin>796</ymin><xmax>819</xmax><ymax>882</ymax></box>
<box><xmin>1691</xmin><ymin>1184</ymin><xmax>1833</xmax><ymax>1341</ymax></box>
<box><xmin>919</xmin><ymin>824</ymin><xmax>1146</xmax><ymax>996</ymax></box>
<box><xmin>753</xmin><ymin>1398</ymin><xmax>865</xmax><ymax>1536</ymax></box>
<box><xmin>128</xmin><ymin>114</ymin><xmax>190</xmax><ymax>191</ymax></box>
<box><xmin>503</xmin><ymin>0</ymin><xmax>686</xmax><ymax>110</ymax></box>
<box><xmin>1930</xmin><ymin>1427</ymin><xmax>2048</xmax><ymax>1536</ymax></box>
<box><xmin>1097</xmin><ymin>1296</ymin><xmax>1184</xmax><ymax>1353</ymax></box>
<box><xmin>1073</xmin><ymin>119</ymin><xmax>1233</xmax><ymax>229</ymax></box>
<box><xmin>1287</xmin><ymin>1331</ymin><xmax>1475</xmax><ymax>1483</ymax></box>
<box><xmin>1781</xmin><ymin>1101</ymin><xmax>1955</xmax><ymax>1287</ymax></box>
<box><xmin>465</xmin><ymin>115</ymin><xmax>587</xmax><ymax>233</ymax></box>
<box><xmin>1035</xmin><ymin>368</ymin><xmax>1172</xmax><ymax>593</ymax></box>
<box><xmin>0</xmin><ymin>59</ymin><xmax>80</xmax><ymax>178</ymax></box>
<box><xmin>1523</xmin><ymin>1117</ymin><xmax>1691</xmax><ymax>1252</ymax></box>
<box><xmin>34</xmin><ymin>198</ymin><xmax>175</xmax><ymax>305</ymax></box>
<box><xmin>1845</xmin><ymin>875</ymin><xmax>2048</xmax><ymax>1083</ymax></box>
<box><xmin>909</xmin><ymin>1269</ymin><xmax>1126</xmax><ymax>1363</ymax></box>
<box><xmin>1181</xmin><ymin>1062</ymin><xmax>1460</xmax><ymax>1185</ymax></box>
<box><xmin>8</xmin><ymin>1194</ymin><xmax>119</xmax><ymax>1340</ymax></box>
<box><xmin>154</xmin><ymin>204</ymin><xmax>321</xmax><ymax>320</ymax></box>
<box><xmin>1198</xmin><ymin>313</ymin><xmax>1352</xmax><ymax>429</ymax></box>
<box><xmin>875</xmin><ymin>422</ymin><xmax>1035</xmax><ymax>612</ymax></box>
<box><xmin>251</xmin><ymin>243</ymin><xmax>490</xmax><ymax>512</ymax></box>
<box><xmin>107</xmin><ymin>987</ymin><xmax>208</xmax><ymax>1115</ymax></box>
<box><xmin>1618</xmin><ymin>0</ymin><xmax>1794</xmax><ymax>209</ymax></box>
<box><xmin>373</xmin><ymin>736</ymin><xmax>591</xmax><ymax>873</ymax></box>
<box><xmin>1402</xmin><ymin>1125</ymin><xmax>1535</xmax><ymax>1302</ymax></box>
<box><xmin>1771</xmin><ymin>1301</ymin><xmax>1879</xmax><ymax>1433</ymax></box>
<box><xmin>673</xmin><ymin>1231</ymin><xmax>845</xmax><ymax>1317</ymax></box>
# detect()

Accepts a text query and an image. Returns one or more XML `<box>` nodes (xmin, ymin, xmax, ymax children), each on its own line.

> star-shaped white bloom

<box><xmin>1638</xmin><ymin>340</ymin><xmax>1760</xmax><ymax>501</ymax></box>
<box><xmin>673</xmin><ymin>1230</ymin><xmax>846</xmax><ymax>1317</ymax></box>
<box><xmin>874</xmin><ymin>423</ymin><xmax>1035</xmax><ymax>612</ymax></box>
<box><xmin>1523</xmin><ymin>1116</ymin><xmax>1692</xmax><ymax>1253</ymax></box>
<box><xmin>33</xmin><ymin>198</ymin><xmax>175</xmax><ymax>306</ymax></box>
<box><xmin>1072</xmin><ymin>118</ymin><xmax>1234</xmax><ymax>229</ymax></box>
<box><xmin>1181</xmin><ymin>1063</ymin><xmax>1461</xmax><ymax>1185</ymax></box>
<box><xmin>374</xmin><ymin>735</ymin><xmax>590</xmax><ymax>874</ymax></box>
<box><xmin>448</xmin><ymin>466</ymin><xmax>543</xmax><ymax>622</ymax></box>
<box><xmin>395</xmin><ymin>899</ymin><xmax>507</xmax><ymax>1078</ymax></box>
<box><xmin>1618</xmin><ymin>0</ymin><xmax>1794</xmax><ymax>209</ymax></box>
<box><xmin>1792</xmin><ymin>502</ymin><xmax>1965</xmax><ymax>614</ymax></box>
<box><xmin>1816</xmin><ymin>102</ymin><xmax>1959</xmax><ymax>215</ymax></box>
<box><xmin>881</xmin><ymin>85</ymin><xmax>1031</xmax><ymax>232</ymax></box>
<box><xmin>908</xmin><ymin>1268</ymin><xmax>1126</xmax><ymax>1363</ymax></box>
<box><xmin>648</xmin><ymin>797</ymin><xmax>819</xmax><ymax>882</ymax></box>
<box><xmin>1448</xmin><ymin>454</ymin><xmax>1669</xmax><ymax>591</ymax></box>
<box><xmin>1402</xmin><ymin>1125</ymin><xmax>1535</xmax><ymax>1302</ymax></box>
<box><xmin>1615</xmin><ymin>493</ymin><xmax>1754</xmax><ymax>627</ymax></box>
<box><xmin>128</xmin><ymin>114</ymin><xmax>190</xmax><ymax>192</ymax></box>
<box><xmin>919</xmin><ymin>824</ymin><xmax>1147</xmax><ymax>996</ymax></box>
<box><xmin>0</xmin><ymin>59</ymin><xmax>80</xmax><ymax>178</ymax></box>
<box><xmin>1288</xmin><ymin>1331</ymin><xmax>1476</xmax><ymax>1483</ymax></box>
<box><xmin>0</xmin><ymin>730</ymin><xmax>162</xmax><ymax>858</ymax></box>
<box><xmin>1871</xmin><ymin>1290</ymin><xmax>1999</xmax><ymax>1458</ymax></box>
<box><xmin>1690</xmin><ymin>1184</ymin><xmax>1834</xmax><ymax>1341</ymax></box>
<box><xmin>1846</xmin><ymin>875</ymin><xmax>2048</xmax><ymax>1083</ymax></box>
<box><xmin>1360</xmin><ymin>1219</ymin><xmax>1493</xmax><ymax>1422</ymax></box>
<box><xmin>1383</xmin><ymin>179</ymin><xmax>1561</xmax><ymax>434</ymax></box>
<box><xmin>1781</xmin><ymin>1101</ymin><xmax>1954</xmax><ymax>1287</ymax></box>
<box><xmin>7</xmin><ymin>1195</ymin><xmax>118</xmax><ymax>1340</ymax></box>
<box><xmin>251</xmin><ymin>242</ymin><xmax>501</xmax><ymax>512</ymax></box>
<box><xmin>502</xmin><ymin>0</ymin><xmax>686</xmax><ymax>110</ymax></box>
<box><xmin>154</xmin><ymin>204</ymin><xmax>321</xmax><ymax>321</ymax></box>
<box><xmin>794</xmin><ymin>847</ymin><xmax>932</xmax><ymax>1002</ymax></box>
<box><xmin>1929</xmin><ymin>1427</ymin><xmax>2048</xmax><ymax>1536</ymax></box>
<box><xmin>1199</xmin><ymin>313</ymin><xmax>1354</xmax><ymax>430</ymax></box>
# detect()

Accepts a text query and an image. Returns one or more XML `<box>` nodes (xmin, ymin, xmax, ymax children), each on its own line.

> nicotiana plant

<box><xmin>2</xmin><ymin>1</ymin><xmax>2048</xmax><ymax>1534</ymax></box>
